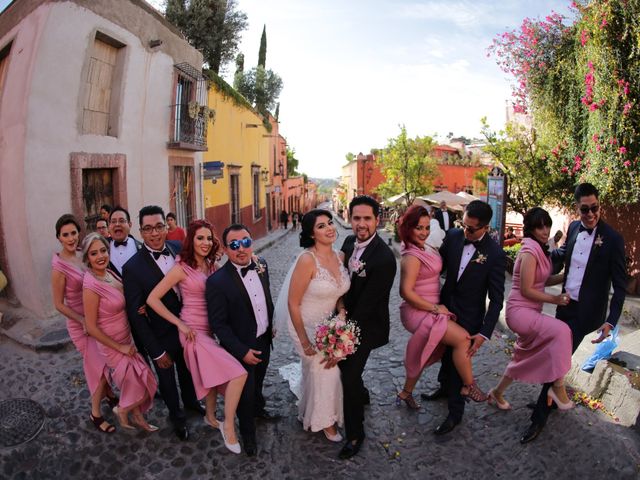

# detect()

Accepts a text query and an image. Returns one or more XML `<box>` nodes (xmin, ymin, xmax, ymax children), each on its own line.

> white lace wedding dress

<box><xmin>279</xmin><ymin>250</ymin><xmax>350</xmax><ymax>432</ymax></box>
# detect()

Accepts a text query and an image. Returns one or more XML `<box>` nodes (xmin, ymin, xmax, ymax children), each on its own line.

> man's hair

<box><xmin>166</xmin><ymin>212</ymin><xmax>177</xmax><ymax>221</ymax></box>
<box><xmin>109</xmin><ymin>205</ymin><xmax>131</xmax><ymax>223</ymax></box>
<box><xmin>96</xmin><ymin>218</ymin><xmax>108</xmax><ymax>227</ymax></box>
<box><xmin>138</xmin><ymin>205</ymin><xmax>165</xmax><ymax>226</ymax></box>
<box><xmin>574</xmin><ymin>182</ymin><xmax>599</xmax><ymax>203</ymax></box>
<box><xmin>464</xmin><ymin>200</ymin><xmax>493</xmax><ymax>225</ymax></box>
<box><xmin>100</xmin><ymin>204</ymin><xmax>112</xmax><ymax>213</ymax></box>
<box><xmin>222</xmin><ymin>223</ymin><xmax>251</xmax><ymax>246</ymax></box>
<box><xmin>349</xmin><ymin>195</ymin><xmax>380</xmax><ymax>217</ymax></box>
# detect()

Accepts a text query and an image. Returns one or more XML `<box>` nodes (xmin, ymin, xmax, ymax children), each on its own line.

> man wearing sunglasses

<box><xmin>206</xmin><ymin>224</ymin><xmax>276</xmax><ymax>457</ymax></box>
<box><xmin>423</xmin><ymin>200</ymin><xmax>506</xmax><ymax>436</ymax></box>
<box><xmin>122</xmin><ymin>205</ymin><xmax>203</xmax><ymax>441</ymax></box>
<box><xmin>522</xmin><ymin>183</ymin><xmax>626</xmax><ymax>444</ymax></box>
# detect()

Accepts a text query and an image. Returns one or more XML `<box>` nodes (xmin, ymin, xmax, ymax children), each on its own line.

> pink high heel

<box><xmin>547</xmin><ymin>386</ymin><xmax>574</xmax><ymax>410</ymax></box>
<box><xmin>487</xmin><ymin>389</ymin><xmax>512</xmax><ymax>410</ymax></box>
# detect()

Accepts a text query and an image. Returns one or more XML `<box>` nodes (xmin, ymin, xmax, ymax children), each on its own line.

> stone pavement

<box><xmin>1</xmin><ymin>224</ymin><xmax>639</xmax><ymax>479</ymax></box>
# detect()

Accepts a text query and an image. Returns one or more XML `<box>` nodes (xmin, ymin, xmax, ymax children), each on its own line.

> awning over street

<box><xmin>416</xmin><ymin>190</ymin><xmax>479</xmax><ymax>211</ymax></box>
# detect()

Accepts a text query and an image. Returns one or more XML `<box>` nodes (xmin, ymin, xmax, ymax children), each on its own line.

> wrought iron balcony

<box><xmin>168</xmin><ymin>103</ymin><xmax>208</xmax><ymax>151</ymax></box>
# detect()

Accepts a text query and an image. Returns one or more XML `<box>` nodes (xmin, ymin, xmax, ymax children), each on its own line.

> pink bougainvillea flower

<box><xmin>623</xmin><ymin>160</ymin><xmax>631</xmax><ymax>167</ymax></box>
<box><xmin>619</xmin><ymin>146</ymin><xmax>627</xmax><ymax>154</ymax></box>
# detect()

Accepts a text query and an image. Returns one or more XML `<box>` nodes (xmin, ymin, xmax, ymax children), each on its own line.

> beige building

<box><xmin>0</xmin><ymin>0</ymin><xmax>207</xmax><ymax>321</ymax></box>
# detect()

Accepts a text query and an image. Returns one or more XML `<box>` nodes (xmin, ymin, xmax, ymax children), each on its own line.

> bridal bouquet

<box><xmin>314</xmin><ymin>315</ymin><xmax>361</xmax><ymax>361</ymax></box>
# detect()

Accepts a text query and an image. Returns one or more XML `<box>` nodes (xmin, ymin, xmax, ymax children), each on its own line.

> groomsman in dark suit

<box><xmin>122</xmin><ymin>205</ymin><xmax>203</xmax><ymax>441</ymax></box>
<box><xmin>423</xmin><ymin>200</ymin><xmax>506</xmax><ymax>435</ymax></box>
<box><xmin>521</xmin><ymin>183</ymin><xmax>626</xmax><ymax>444</ymax></box>
<box><xmin>435</xmin><ymin>201</ymin><xmax>454</xmax><ymax>232</ymax></box>
<box><xmin>338</xmin><ymin>195</ymin><xmax>397</xmax><ymax>459</ymax></box>
<box><xmin>107</xmin><ymin>206</ymin><xmax>142</xmax><ymax>279</ymax></box>
<box><xmin>206</xmin><ymin>224</ymin><xmax>276</xmax><ymax>457</ymax></box>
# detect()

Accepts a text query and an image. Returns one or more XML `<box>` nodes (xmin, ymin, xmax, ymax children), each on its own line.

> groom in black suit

<box><xmin>122</xmin><ymin>205</ymin><xmax>203</xmax><ymax>441</ymax></box>
<box><xmin>206</xmin><ymin>224</ymin><xmax>276</xmax><ymax>457</ymax></box>
<box><xmin>521</xmin><ymin>183</ymin><xmax>626</xmax><ymax>444</ymax></box>
<box><xmin>338</xmin><ymin>195</ymin><xmax>397</xmax><ymax>460</ymax></box>
<box><xmin>423</xmin><ymin>200</ymin><xmax>506</xmax><ymax>435</ymax></box>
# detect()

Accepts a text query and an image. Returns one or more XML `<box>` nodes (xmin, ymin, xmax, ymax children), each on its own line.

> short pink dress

<box><xmin>400</xmin><ymin>243</ymin><xmax>451</xmax><ymax>379</ymax></box>
<box><xmin>504</xmin><ymin>238</ymin><xmax>572</xmax><ymax>383</ymax></box>
<box><xmin>51</xmin><ymin>254</ymin><xmax>108</xmax><ymax>395</ymax></box>
<box><xmin>83</xmin><ymin>273</ymin><xmax>157</xmax><ymax>412</ymax></box>
<box><xmin>177</xmin><ymin>260</ymin><xmax>246</xmax><ymax>400</ymax></box>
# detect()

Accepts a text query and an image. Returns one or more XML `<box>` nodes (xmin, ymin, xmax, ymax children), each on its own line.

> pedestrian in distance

<box><xmin>51</xmin><ymin>215</ymin><xmax>116</xmax><ymax>433</ymax></box>
<box><xmin>166</xmin><ymin>212</ymin><xmax>187</xmax><ymax>243</ymax></box>
<box><xmin>100</xmin><ymin>204</ymin><xmax>112</xmax><ymax>221</ymax></box>
<box><xmin>122</xmin><ymin>205</ymin><xmax>204</xmax><ymax>441</ymax></box>
<box><xmin>397</xmin><ymin>205</ymin><xmax>487</xmax><ymax>412</ymax></box>
<box><xmin>488</xmin><ymin>207</ymin><xmax>572</xmax><ymax>412</ymax></box>
<box><xmin>521</xmin><ymin>183</ymin><xmax>626</xmax><ymax>444</ymax></box>
<box><xmin>147</xmin><ymin>219</ymin><xmax>247</xmax><ymax>454</ymax></box>
<box><xmin>95</xmin><ymin>218</ymin><xmax>110</xmax><ymax>239</ymax></box>
<box><xmin>206</xmin><ymin>224</ymin><xmax>278</xmax><ymax>457</ymax></box>
<box><xmin>82</xmin><ymin>233</ymin><xmax>158</xmax><ymax>432</ymax></box>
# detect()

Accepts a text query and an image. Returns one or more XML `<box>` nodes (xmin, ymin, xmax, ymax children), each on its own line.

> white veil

<box><xmin>273</xmin><ymin>251</ymin><xmax>305</xmax><ymax>336</ymax></box>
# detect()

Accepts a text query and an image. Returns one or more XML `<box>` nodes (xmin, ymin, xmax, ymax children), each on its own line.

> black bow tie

<box><xmin>464</xmin><ymin>239</ymin><xmax>481</xmax><ymax>248</ymax></box>
<box><xmin>152</xmin><ymin>247</ymin><xmax>171</xmax><ymax>260</ymax></box>
<box><xmin>240</xmin><ymin>262</ymin><xmax>256</xmax><ymax>278</ymax></box>
<box><xmin>579</xmin><ymin>225</ymin><xmax>594</xmax><ymax>235</ymax></box>
<box><xmin>113</xmin><ymin>239</ymin><xmax>128</xmax><ymax>247</ymax></box>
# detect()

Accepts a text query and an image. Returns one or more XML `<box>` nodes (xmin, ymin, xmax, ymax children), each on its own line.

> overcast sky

<box><xmin>1</xmin><ymin>0</ymin><xmax>574</xmax><ymax>178</ymax></box>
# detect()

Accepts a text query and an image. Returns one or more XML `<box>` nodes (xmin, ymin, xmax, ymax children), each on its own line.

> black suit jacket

<box><xmin>435</xmin><ymin>209</ymin><xmax>454</xmax><ymax>231</ymax></box>
<box><xmin>341</xmin><ymin>234</ymin><xmax>397</xmax><ymax>349</ymax></box>
<box><xmin>439</xmin><ymin>228</ymin><xmax>505</xmax><ymax>338</ymax></box>
<box><xmin>552</xmin><ymin>220</ymin><xmax>626</xmax><ymax>332</ymax></box>
<box><xmin>108</xmin><ymin>235</ymin><xmax>142</xmax><ymax>279</ymax></box>
<box><xmin>206</xmin><ymin>259</ymin><xmax>274</xmax><ymax>361</ymax></box>
<box><xmin>122</xmin><ymin>240</ymin><xmax>182</xmax><ymax>359</ymax></box>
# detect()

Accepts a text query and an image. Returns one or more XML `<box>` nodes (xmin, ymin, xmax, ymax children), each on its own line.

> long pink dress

<box><xmin>51</xmin><ymin>254</ymin><xmax>108</xmax><ymax>395</ymax></box>
<box><xmin>400</xmin><ymin>243</ymin><xmax>450</xmax><ymax>378</ymax></box>
<box><xmin>83</xmin><ymin>273</ymin><xmax>157</xmax><ymax>412</ymax></box>
<box><xmin>177</xmin><ymin>261</ymin><xmax>246</xmax><ymax>400</ymax></box>
<box><xmin>505</xmin><ymin>238</ymin><xmax>571</xmax><ymax>383</ymax></box>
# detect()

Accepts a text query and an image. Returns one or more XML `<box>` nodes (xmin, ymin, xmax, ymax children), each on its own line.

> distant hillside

<box><xmin>310</xmin><ymin>178</ymin><xmax>339</xmax><ymax>194</ymax></box>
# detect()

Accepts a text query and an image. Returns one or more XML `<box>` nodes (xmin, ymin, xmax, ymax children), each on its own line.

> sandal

<box><xmin>396</xmin><ymin>389</ymin><xmax>421</xmax><ymax>410</ymax></box>
<box><xmin>90</xmin><ymin>413</ymin><xmax>116</xmax><ymax>434</ymax></box>
<box><xmin>461</xmin><ymin>382</ymin><xmax>488</xmax><ymax>403</ymax></box>
<box><xmin>132</xmin><ymin>413</ymin><xmax>159</xmax><ymax>432</ymax></box>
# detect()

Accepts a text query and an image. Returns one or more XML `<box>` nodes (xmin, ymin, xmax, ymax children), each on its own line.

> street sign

<box><xmin>487</xmin><ymin>166</ymin><xmax>507</xmax><ymax>246</ymax></box>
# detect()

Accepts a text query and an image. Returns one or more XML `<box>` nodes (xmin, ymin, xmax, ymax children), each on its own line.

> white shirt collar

<box><xmin>355</xmin><ymin>232</ymin><xmax>377</xmax><ymax>250</ymax></box>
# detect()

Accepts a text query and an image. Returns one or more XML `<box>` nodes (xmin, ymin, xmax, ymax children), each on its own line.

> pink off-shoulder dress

<box><xmin>177</xmin><ymin>261</ymin><xmax>246</xmax><ymax>400</ymax></box>
<box><xmin>504</xmin><ymin>238</ymin><xmax>572</xmax><ymax>383</ymax></box>
<box><xmin>400</xmin><ymin>243</ymin><xmax>450</xmax><ymax>379</ymax></box>
<box><xmin>83</xmin><ymin>273</ymin><xmax>157</xmax><ymax>412</ymax></box>
<box><xmin>51</xmin><ymin>254</ymin><xmax>108</xmax><ymax>395</ymax></box>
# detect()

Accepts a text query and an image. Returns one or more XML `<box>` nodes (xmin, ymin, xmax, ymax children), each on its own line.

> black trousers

<box><xmin>436</xmin><ymin>346</ymin><xmax>467</xmax><ymax>423</ymax></box>
<box><xmin>531</xmin><ymin>300</ymin><xmax>588</xmax><ymax>425</ymax></box>
<box><xmin>237</xmin><ymin>333</ymin><xmax>271</xmax><ymax>440</ymax></box>
<box><xmin>339</xmin><ymin>343</ymin><xmax>373</xmax><ymax>441</ymax></box>
<box><xmin>153</xmin><ymin>343</ymin><xmax>199</xmax><ymax>427</ymax></box>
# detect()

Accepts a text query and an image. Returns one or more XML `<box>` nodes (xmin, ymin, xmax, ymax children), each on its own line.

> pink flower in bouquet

<box><xmin>314</xmin><ymin>314</ymin><xmax>361</xmax><ymax>361</ymax></box>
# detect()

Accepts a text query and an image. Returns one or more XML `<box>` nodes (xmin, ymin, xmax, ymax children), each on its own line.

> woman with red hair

<box><xmin>396</xmin><ymin>205</ymin><xmax>486</xmax><ymax>410</ymax></box>
<box><xmin>147</xmin><ymin>220</ymin><xmax>247</xmax><ymax>454</ymax></box>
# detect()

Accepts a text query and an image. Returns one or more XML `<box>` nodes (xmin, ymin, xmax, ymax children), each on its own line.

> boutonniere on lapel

<box><xmin>251</xmin><ymin>255</ymin><xmax>267</xmax><ymax>276</ymax></box>
<box><xmin>349</xmin><ymin>257</ymin><xmax>367</xmax><ymax>277</ymax></box>
<box><xmin>594</xmin><ymin>235</ymin><xmax>604</xmax><ymax>248</ymax></box>
<box><xmin>473</xmin><ymin>253</ymin><xmax>488</xmax><ymax>265</ymax></box>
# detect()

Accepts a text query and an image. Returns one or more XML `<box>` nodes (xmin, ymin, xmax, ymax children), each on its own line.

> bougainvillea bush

<box><xmin>490</xmin><ymin>0</ymin><xmax>640</xmax><ymax>203</ymax></box>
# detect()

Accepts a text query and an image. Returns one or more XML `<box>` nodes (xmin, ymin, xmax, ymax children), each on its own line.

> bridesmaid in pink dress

<box><xmin>147</xmin><ymin>220</ymin><xmax>246</xmax><ymax>454</ymax></box>
<box><xmin>488</xmin><ymin>207</ymin><xmax>573</xmax><ymax>410</ymax></box>
<box><xmin>82</xmin><ymin>233</ymin><xmax>158</xmax><ymax>431</ymax></box>
<box><xmin>397</xmin><ymin>205</ymin><xmax>487</xmax><ymax>409</ymax></box>
<box><xmin>51</xmin><ymin>215</ymin><xmax>115</xmax><ymax>433</ymax></box>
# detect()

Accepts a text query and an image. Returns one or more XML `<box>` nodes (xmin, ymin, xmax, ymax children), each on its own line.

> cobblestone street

<box><xmin>1</xmin><ymin>226</ymin><xmax>639</xmax><ymax>479</ymax></box>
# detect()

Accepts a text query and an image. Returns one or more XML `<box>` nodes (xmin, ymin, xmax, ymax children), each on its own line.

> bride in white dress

<box><xmin>275</xmin><ymin>209</ymin><xmax>350</xmax><ymax>442</ymax></box>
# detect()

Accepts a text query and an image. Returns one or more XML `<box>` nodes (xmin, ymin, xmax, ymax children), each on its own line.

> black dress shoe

<box><xmin>186</xmin><ymin>402</ymin><xmax>206</xmax><ymax>416</ymax></box>
<box><xmin>174</xmin><ymin>425</ymin><xmax>189</xmax><ymax>441</ymax></box>
<box><xmin>243</xmin><ymin>438</ymin><xmax>257</xmax><ymax>457</ymax></box>
<box><xmin>421</xmin><ymin>387</ymin><xmax>446</xmax><ymax>402</ymax></box>
<box><xmin>433</xmin><ymin>416</ymin><xmax>460</xmax><ymax>436</ymax></box>
<box><xmin>254</xmin><ymin>409</ymin><xmax>280</xmax><ymax>421</ymax></box>
<box><xmin>338</xmin><ymin>437</ymin><xmax>364</xmax><ymax>460</ymax></box>
<box><xmin>520</xmin><ymin>422</ymin><xmax>544</xmax><ymax>444</ymax></box>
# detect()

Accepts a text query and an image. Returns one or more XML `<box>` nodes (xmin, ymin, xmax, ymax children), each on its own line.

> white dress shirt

<box><xmin>348</xmin><ymin>233</ymin><xmax>376</xmax><ymax>275</ymax></box>
<box><xmin>565</xmin><ymin>225</ymin><xmax>597</xmax><ymax>301</ymax></box>
<box><xmin>442</xmin><ymin>210</ymin><xmax>450</xmax><ymax>231</ymax></box>
<box><xmin>232</xmin><ymin>262</ymin><xmax>269</xmax><ymax>337</ymax></box>
<box><xmin>457</xmin><ymin>234</ymin><xmax>486</xmax><ymax>281</ymax></box>
<box><xmin>110</xmin><ymin>237</ymin><xmax>138</xmax><ymax>274</ymax></box>
<box><xmin>427</xmin><ymin>219</ymin><xmax>445</xmax><ymax>249</ymax></box>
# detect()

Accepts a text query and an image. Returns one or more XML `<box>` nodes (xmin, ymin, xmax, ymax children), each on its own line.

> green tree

<box><xmin>345</xmin><ymin>152</ymin><xmax>356</xmax><ymax>163</ymax></box>
<box><xmin>258</xmin><ymin>25</ymin><xmax>267</xmax><ymax>68</ymax></box>
<box><xmin>165</xmin><ymin>0</ymin><xmax>248</xmax><ymax>74</ymax></box>
<box><xmin>286</xmin><ymin>146</ymin><xmax>300</xmax><ymax>176</ymax></box>
<box><xmin>375</xmin><ymin>126</ymin><xmax>439</xmax><ymax>205</ymax></box>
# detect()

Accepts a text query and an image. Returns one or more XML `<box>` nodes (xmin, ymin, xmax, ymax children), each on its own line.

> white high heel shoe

<box><xmin>547</xmin><ymin>386</ymin><xmax>574</xmax><ymax>410</ymax></box>
<box><xmin>218</xmin><ymin>421</ymin><xmax>241</xmax><ymax>454</ymax></box>
<box><xmin>323</xmin><ymin>428</ymin><xmax>343</xmax><ymax>442</ymax></box>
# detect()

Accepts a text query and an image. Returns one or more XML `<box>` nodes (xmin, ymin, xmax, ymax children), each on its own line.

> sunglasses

<box><xmin>228</xmin><ymin>237</ymin><xmax>252</xmax><ymax>250</ymax></box>
<box><xmin>579</xmin><ymin>204</ymin><xmax>600</xmax><ymax>215</ymax></box>
<box><xmin>462</xmin><ymin>223</ymin><xmax>486</xmax><ymax>234</ymax></box>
